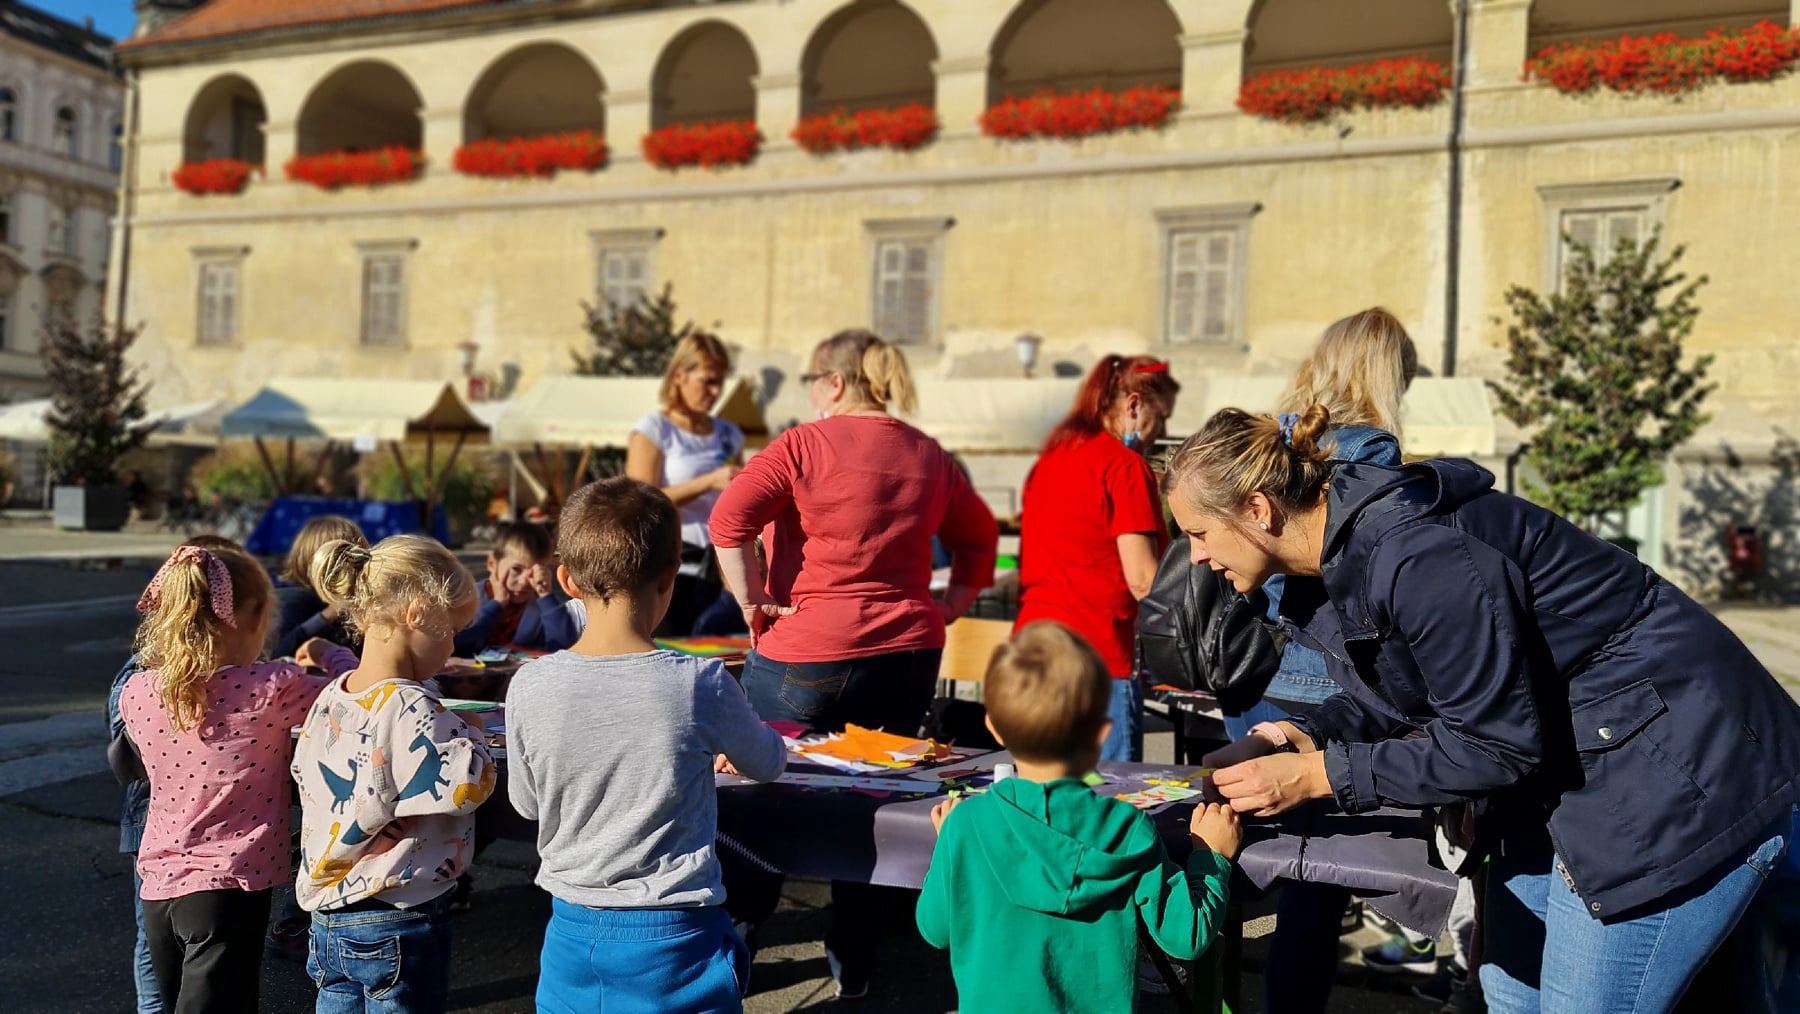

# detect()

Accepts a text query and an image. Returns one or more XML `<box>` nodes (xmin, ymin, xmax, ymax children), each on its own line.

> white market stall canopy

<box><xmin>220</xmin><ymin>380</ymin><xmax>488</xmax><ymax>443</ymax></box>
<box><xmin>1166</xmin><ymin>376</ymin><xmax>1496</xmax><ymax>458</ymax></box>
<box><xmin>908</xmin><ymin>379</ymin><xmax>1083</xmax><ymax>453</ymax></box>
<box><xmin>0</xmin><ymin>398</ymin><xmax>225</xmax><ymax>447</ymax></box>
<box><xmin>494</xmin><ymin>376</ymin><xmax>764</xmax><ymax>448</ymax></box>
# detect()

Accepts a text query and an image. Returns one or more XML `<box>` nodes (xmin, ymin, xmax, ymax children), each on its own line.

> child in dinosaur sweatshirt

<box><xmin>917</xmin><ymin>621</ymin><xmax>1240</xmax><ymax>1013</ymax></box>
<box><xmin>292</xmin><ymin>535</ymin><xmax>496</xmax><ymax>1012</ymax></box>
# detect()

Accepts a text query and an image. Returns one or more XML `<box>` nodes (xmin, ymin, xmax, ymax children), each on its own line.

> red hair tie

<box><xmin>1131</xmin><ymin>361</ymin><xmax>1169</xmax><ymax>375</ymax></box>
<box><xmin>138</xmin><ymin>546</ymin><xmax>237</xmax><ymax>628</ymax></box>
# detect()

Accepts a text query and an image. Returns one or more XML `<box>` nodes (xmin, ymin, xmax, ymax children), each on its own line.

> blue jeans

<box><xmin>130</xmin><ymin>865</ymin><xmax>164</xmax><ymax>1014</ymax></box>
<box><xmin>1101</xmin><ymin>677</ymin><xmax>1143</xmax><ymax>762</ymax></box>
<box><xmin>1482</xmin><ymin>816</ymin><xmax>1792</xmax><ymax>1013</ymax></box>
<box><xmin>308</xmin><ymin>894</ymin><xmax>453</xmax><ymax>1014</ymax></box>
<box><xmin>739</xmin><ymin>648</ymin><xmax>942</xmax><ymax>734</ymax></box>
<box><xmin>538</xmin><ymin>901</ymin><xmax>748</xmax><ymax>1014</ymax></box>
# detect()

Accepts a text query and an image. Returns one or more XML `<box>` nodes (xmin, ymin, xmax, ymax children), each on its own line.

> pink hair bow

<box><xmin>137</xmin><ymin>546</ymin><xmax>237</xmax><ymax>628</ymax></box>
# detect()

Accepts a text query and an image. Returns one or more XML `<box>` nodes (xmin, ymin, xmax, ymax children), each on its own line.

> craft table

<box><xmin>475</xmin><ymin>745</ymin><xmax>1456</xmax><ymax>1012</ymax></box>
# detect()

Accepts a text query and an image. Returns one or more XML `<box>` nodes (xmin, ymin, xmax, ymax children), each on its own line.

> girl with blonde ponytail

<box><xmin>292</xmin><ymin>535</ymin><xmax>494</xmax><ymax>1011</ymax></box>
<box><xmin>708</xmin><ymin>327</ymin><xmax>998</xmax><ymax>992</ymax></box>
<box><xmin>120</xmin><ymin>544</ymin><xmax>359</xmax><ymax>1012</ymax></box>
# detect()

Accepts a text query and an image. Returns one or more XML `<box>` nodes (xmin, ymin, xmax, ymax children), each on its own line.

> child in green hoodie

<box><xmin>917</xmin><ymin>620</ymin><xmax>1240</xmax><ymax>1013</ymax></box>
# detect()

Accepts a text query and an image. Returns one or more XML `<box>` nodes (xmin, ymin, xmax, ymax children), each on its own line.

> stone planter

<box><xmin>53</xmin><ymin>484</ymin><xmax>130</xmax><ymax>532</ymax></box>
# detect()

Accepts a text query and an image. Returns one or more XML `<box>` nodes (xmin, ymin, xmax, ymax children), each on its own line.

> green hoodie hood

<box><xmin>966</xmin><ymin>776</ymin><xmax>1162</xmax><ymax>916</ymax></box>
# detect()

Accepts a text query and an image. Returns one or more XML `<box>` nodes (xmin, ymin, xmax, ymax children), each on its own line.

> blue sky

<box><xmin>26</xmin><ymin>0</ymin><xmax>138</xmax><ymax>40</ymax></box>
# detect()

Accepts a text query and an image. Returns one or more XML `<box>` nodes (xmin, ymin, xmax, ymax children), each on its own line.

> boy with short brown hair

<box><xmin>453</xmin><ymin>520</ymin><xmax>581</xmax><ymax>654</ymax></box>
<box><xmin>917</xmin><ymin>621</ymin><xmax>1240</xmax><ymax>1013</ymax></box>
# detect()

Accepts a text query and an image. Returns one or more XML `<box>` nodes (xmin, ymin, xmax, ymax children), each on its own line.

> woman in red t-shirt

<box><xmin>709</xmin><ymin>328</ymin><xmax>998</xmax><ymax>996</ymax></box>
<box><xmin>1015</xmin><ymin>354</ymin><xmax>1180</xmax><ymax>761</ymax></box>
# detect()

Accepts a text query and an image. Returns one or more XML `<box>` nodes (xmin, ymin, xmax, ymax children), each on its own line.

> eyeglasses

<box><xmin>800</xmin><ymin>371</ymin><xmax>832</xmax><ymax>384</ymax></box>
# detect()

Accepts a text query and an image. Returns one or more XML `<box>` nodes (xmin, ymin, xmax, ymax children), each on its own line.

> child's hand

<box><xmin>294</xmin><ymin>637</ymin><xmax>335</xmax><ymax>669</ymax></box>
<box><xmin>714</xmin><ymin>754</ymin><xmax>741</xmax><ymax>776</ymax></box>
<box><xmin>1190</xmin><ymin>802</ymin><xmax>1242</xmax><ymax>861</ymax></box>
<box><xmin>529</xmin><ymin>563</ymin><xmax>555</xmax><ymax>598</ymax></box>
<box><xmin>930</xmin><ymin>796</ymin><xmax>964</xmax><ymax>834</ymax></box>
<box><xmin>710</xmin><ymin>464</ymin><xmax>741</xmax><ymax>490</ymax></box>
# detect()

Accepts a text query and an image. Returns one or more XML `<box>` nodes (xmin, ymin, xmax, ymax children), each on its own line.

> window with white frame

<box><xmin>54</xmin><ymin>107</ymin><xmax>77</xmax><ymax>159</ymax></box>
<box><xmin>47</xmin><ymin>204</ymin><xmax>75</xmax><ymax>257</ymax></box>
<box><xmin>1540</xmin><ymin>178</ymin><xmax>1679</xmax><ymax>292</ymax></box>
<box><xmin>590</xmin><ymin>229</ymin><xmax>659</xmax><ymax>317</ymax></box>
<box><xmin>1157</xmin><ymin>204</ymin><xmax>1258</xmax><ymax>346</ymax></box>
<box><xmin>0</xmin><ymin>89</ymin><xmax>15</xmax><ymax>143</ymax></box>
<box><xmin>194</xmin><ymin>251</ymin><xmax>244</xmax><ymax>346</ymax></box>
<box><xmin>866</xmin><ymin>218</ymin><xmax>950</xmax><ymax>345</ymax></box>
<box><xmin>358</xmin><ymin>243</ymin><xmax>412</xmax><ymax>347</ymax></box>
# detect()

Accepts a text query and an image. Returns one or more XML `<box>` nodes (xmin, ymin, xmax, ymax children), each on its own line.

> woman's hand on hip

<box><xmin>1211</xmin><ymin>752</ymin><xmax>1333</xmax><ymax>818</ymax></box>
<box><xmin>741</xmin><ymin>598</ymin><xmax>795</xmax><ymax>644</ymax></box>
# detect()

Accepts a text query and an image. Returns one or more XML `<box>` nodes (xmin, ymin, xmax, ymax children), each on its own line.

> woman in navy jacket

<box><xmin>1165</xmin><ymin>405</ymin><xmax>1800</xmax><ymax>1013</ymax></box>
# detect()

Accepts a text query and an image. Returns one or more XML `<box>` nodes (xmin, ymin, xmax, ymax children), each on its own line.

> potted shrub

<box><xmin>42</xmin><ymin>317</ymin><xmax>153</xmax><ymax>531</ymax></box>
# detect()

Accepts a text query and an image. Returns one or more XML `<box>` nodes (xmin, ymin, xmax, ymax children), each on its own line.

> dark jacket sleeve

<box><xmin>1324</xmin><ymin>526</ymin><xmax>1549</xmax><ymax>814</ymax></box>
<box><xmin>275</xmin><ymin>589</ymin><xmax>332</xmax><ymax>658</ymax></box>
<box><xmin>1291</xmin><ymin>690</ymin><xmax>1411</xmax><ymax>748</ymax></box>
<box><xmin>521</xmin><ymin>594</ymin><xmax>581</xmax><ymax>652</ymax></box>
<box><xmin>453</xmin><ymin>596</ymin><xmax>506</xmax><ymax>657</ymax></box>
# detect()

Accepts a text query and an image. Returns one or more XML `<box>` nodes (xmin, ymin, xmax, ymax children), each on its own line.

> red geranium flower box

<box><xmin>980</xmin><ymin>84</ymin><xmax>1181</xmax><ymax>140</ymax></box>
<box><xmin>641</xmin><ymin>121</ymin><xmax>763</xmax><ymax>170</ymax></box>
<box><xmin>1524</xmin><ymin>20</ymin><xmax>1800</xmax><ymax>96</ymax></box>
<box><xmin>792</xmin><ymin>104</ymin><xmax>940</xmax><ymax>154</ymax></box>
<box><xmin>171</xmin><ymin>158</ymin><xmax>261</xmax><ymax>196</ymax></box>
<box><xmin>453</xmin><ymin>131</ymin><xmax>610</xmax><ymax>178</ymax></box>
<box><xmin>284</xmin><ymin>147</ymin><xmax>427</xmax><ymax>190</ymax></box>
<box><xmin>1238</xmin><ymin>55</ymin><xmax>1451</xmax><ymax>124</ymax></box>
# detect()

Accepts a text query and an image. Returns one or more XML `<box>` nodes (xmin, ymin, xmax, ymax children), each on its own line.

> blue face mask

<box><xmin>1122</xmin><ymin>431</ymin><xmax>1142</xmax><ymax>450</ymax></box>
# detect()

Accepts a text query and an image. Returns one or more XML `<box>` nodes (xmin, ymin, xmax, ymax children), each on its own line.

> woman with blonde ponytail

<box><xmin>709</xmin><ymin>328</ymin><xmax>997</xmax><ymax>996</ymax></box>
<box><xmin>120</xmin><ymin>544</ymin><xmax>358</xmax><ymax>1012</ymax></box>
<box><xmin>1162</xmin><ymin>406</ymin><xmax>1800</xmax><ymax>1014</ymax></box>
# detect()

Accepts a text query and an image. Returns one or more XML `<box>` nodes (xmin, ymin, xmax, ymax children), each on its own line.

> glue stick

<box><xmin>994</xmin><ymin>763</ymin><xmax>1016</xmax><ymax>782</ymax></box>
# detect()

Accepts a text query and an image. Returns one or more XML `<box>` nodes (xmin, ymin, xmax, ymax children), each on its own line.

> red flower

<box><xmin>1525</xmin><ymin>21</ymin><xmax>1800</xmax><ymax>96</ymax></box>
<box><xmin>791</xmin><ymin>104</ymin><xmax>940</xmax><ymax>154</ymax></box>
<box><xmin>283</xmin><ymin>147</ymin><xmax>427</xmax><ymax>189</ymax></box>
<box><xmin>641</xmin><ymin>121</ymin><xmax>763</xmax><ymax>170</ymax></box>
<box><xmin>979</xmin><ymin>84</ymin><xmax>1181</xmax><ymax>140</ymax></box>
<box><xmin>171</xmin><ymin>159</ymin><xmax>261</xmax><ymax>196</ymax></box>
<box><xmin>1238</xmin><ymin>56</ymin><xmax>1451</xmax><ymax>124</ymax></box>
<box><xmin>452</xmin><ymin>132</ymin><xmax>610</xmax><ymax>178</ymax></box>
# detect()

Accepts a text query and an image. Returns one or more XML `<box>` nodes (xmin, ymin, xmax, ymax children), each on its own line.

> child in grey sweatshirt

<box><xmin>507</xmin><ymin>477</ymin><xmax>785</xmax><ymax>1013</ymax></box>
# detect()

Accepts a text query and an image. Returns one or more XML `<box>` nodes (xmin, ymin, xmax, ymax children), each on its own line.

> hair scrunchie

<box><xmin>1277</xmin><ymin>412</ymin><xmax>1299</xmax><ymax>447</ymax></box>
<box><xmin>137</xmin><ymin>546</ymin><xmax>236</xmax><ymax>628</ymax></box>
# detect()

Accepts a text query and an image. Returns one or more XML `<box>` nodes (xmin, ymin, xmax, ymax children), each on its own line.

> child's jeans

<box><xmin>537</xmin><ymin>900</ymin><xmax>749</xmax><ymax>1014</ymax></box>
<box><xmin>308</xmin><ymin>893</ymin><xmax>453</xmax><ymax>1014</ymax></box>
<box><xmin>130</xmin><ymin>865</ymin><xmax>165</xmax><ymax>1014</ymax></box>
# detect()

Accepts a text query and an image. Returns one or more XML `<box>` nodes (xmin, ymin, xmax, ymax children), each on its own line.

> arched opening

<box><xmin>1529</xmin><ymin>0</ymin><xmax>1784</xmax><ymax>54</ymax></box>
<box><xmin>800</xmin><ymin>1</ymin><xmax>938</xmax><ymax>116</ymax></box>
<box><xmin>464</xmin><ymin>42</ymin><xmax>606</xmax><ymax>142</ymax></box>
<box><xmin>1245</xmin><ymin>0</ymin><xmax>1454</xmax><ymax>73</ymax></box>
<box><xmin>988</xmin><ymin>0</ymin><xmax>1182</xmax><ymax>104</ymax></box>
<box><xmin>182</xmin><ymin>74</ymin><xmax>267</xmax><ymax>164</ymax></box>
<box><xmin>651</xmin><ymin>21</ymin><xmax>759</xmax><ymax>128</ymax></box>
<box><xmin>296</xmin><ymin>61</ymin><xmax>423</xmax><ymax>155</ymax></box>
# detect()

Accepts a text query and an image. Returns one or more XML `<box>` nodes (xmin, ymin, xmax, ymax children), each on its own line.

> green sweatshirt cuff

<box><xmin>1185</xmin><ymin>845</ymin><xmax>1234</xmax><ymax>884</ymax></box>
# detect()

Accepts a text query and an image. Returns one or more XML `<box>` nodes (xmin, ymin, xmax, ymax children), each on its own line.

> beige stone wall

<box><xmin>115</xmin><ymin>0</ymin><xmax>1800</xmax><ymax>593</ymax></box>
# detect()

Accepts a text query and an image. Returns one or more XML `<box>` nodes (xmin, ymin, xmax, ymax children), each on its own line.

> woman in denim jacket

<box><xmin>1217</xmin><ymin>308</ymin><xmax>1416</xmax><ymax>1014</ymax></box>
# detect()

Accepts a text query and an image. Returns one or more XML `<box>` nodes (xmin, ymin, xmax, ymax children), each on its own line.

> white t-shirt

<box><xmin>633</xmin><ymin>412</ymin><xmax>744</xmax><ymax>572</ymax></box>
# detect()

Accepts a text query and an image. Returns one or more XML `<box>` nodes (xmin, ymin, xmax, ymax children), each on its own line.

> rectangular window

<box><xmin>46</xmin><ymin>205</ymin><xmax>72</xmax><ymax>257</ymax></box>
<box><xmin>1156</xmin><ymin>204</ymin><xmax>1259</xmax><ymax>346</ymax></box>
<box><xmin>359</xmin><ymin>252</ymin><xmax>408</xmax><ymax>347</ymax></box>
<box><xmin>196</xmin><ymin>260</ymin><xmax>239</xmax><ymax>345</ymax></box>
<box><xmin>865</xmin><ymin>218</ymin><xmax>950</xmax><ymax>345</ymax></box>
<box><xmin>1539</xmin><ymin>178</ymin><xmax>1679</xmax><ymax>293</ymax></box>
<box><xmin>590</xmin><ymin>228</ymin><xmax>659</xmax><ymax>318</ymax></box>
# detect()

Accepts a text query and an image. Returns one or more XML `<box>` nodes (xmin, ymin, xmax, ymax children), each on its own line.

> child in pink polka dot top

<box><xmin>120</xmin><ymin>543</ymin><xmax>357</xmax><ymax>1013</ymax></box>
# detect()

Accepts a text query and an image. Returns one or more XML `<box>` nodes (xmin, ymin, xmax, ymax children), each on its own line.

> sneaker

<box><xmin>1361</xmin><ymin>933</ymin><xmax>1437</xmax><ymax>975</ymax></box>
<box><xmin>824</xmin><ymin>946</ymin><xmax>870</xmax><ymax>1000</ymax></box>
<box><xmin>264</xmin><ymin>921</ymin><xmax>308</xmax><ymax>963</ymax></box>
<box><xmin>449</xmin><ymin>873</ymin><xmax>473</xmax><ymax>913</ymax></box>
<box><xmin>1340</xmin><ymin>899</ymin><xmax>1366</xmax><ymax>936</ymax></box>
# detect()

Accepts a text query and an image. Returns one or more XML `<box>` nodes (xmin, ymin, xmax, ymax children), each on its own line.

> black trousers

<box><xmin>142</xmin><ymin>887</ymin><xmax>273</xmax><ymax>1014</ymax></box>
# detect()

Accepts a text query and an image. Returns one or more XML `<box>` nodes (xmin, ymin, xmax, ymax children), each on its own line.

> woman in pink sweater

<box><xmin>710</xmin><ymin>328</ymin><xmax>998</xmax><ymax>998</ymax></box>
